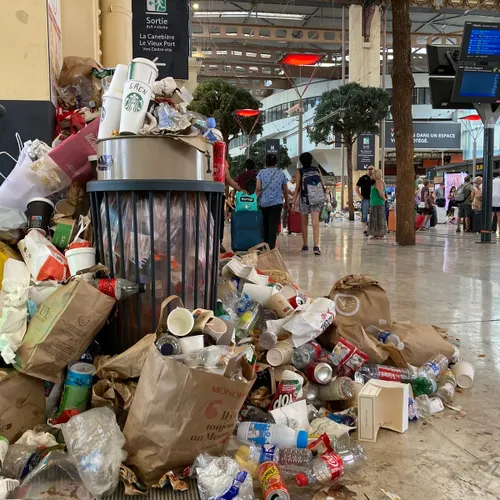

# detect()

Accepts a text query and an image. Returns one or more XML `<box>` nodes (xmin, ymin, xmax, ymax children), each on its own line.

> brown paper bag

<box><xmin>14</xmin><ymin>279</ymin><xmax>115</xmax><ymax>383</ymax></box>
<box><xmin>0</xmin><ymin>370</ymin><xmax>45</xmax><ymax>441</ymax></box>
<box><xmin>248</xmin><ymin>243</ymin><xmax>290</xmax><ymax>274</ymax></box>
<box><xmin>337</xmin><ymin>322</ymin><xmax>390</xmax><ymax>364</ymax></box>
<box><xmin>391</xmin><ymin>322</ymin><xmax>455</xmax><ymax>367</ymax></box>
<box><xmin>329</xmin><ymin>275</ymin><xmax>392</xmax><ymax>328</ymax></box>
<box><xmin>123</xmin><ymin>346</ymin><xmax>254</xmax><ymax>485</ymax></box>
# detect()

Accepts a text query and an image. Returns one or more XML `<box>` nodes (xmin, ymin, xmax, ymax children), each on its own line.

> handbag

<box><xmin>320</xmin><ymin>204</ymin><xmax>329</xmax><ymax>222</ymax></box>
<box><xmin>247</xmin><ymin>242</ymin><xmax>290</xmax><ymax>273</ymax></box>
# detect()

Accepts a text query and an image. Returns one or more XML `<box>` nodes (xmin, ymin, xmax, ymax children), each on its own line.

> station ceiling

<box><xmin>191</xmin><ymin>0</ymin><xmax>500</xmax><ymax>97</ymax></box>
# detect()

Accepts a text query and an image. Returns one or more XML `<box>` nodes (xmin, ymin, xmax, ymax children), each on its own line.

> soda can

<box><xmin>304</xmin><ymin>383</ymin><xmax>319</xmax><ymax>403</ymax></box>
<box><xmin>212</xmin><ymin>141</ymin><xmax>226</xmax><ymax>183</ymax></box>
<box><xmin>305</xmin><ymin>361</ymin><xmax>333</xmax><ymax>385</ymax></box>
<box><xmin>257</xmin><ymin>461</ymin><xmax>290</xmax><ymax>500</ymax></box>
<box><xmin>58</xmin><ymin>362</ymin><xmax>96</xmax><ymax>414</ymax></box>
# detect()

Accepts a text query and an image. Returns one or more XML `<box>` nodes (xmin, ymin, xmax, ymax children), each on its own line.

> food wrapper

<box><xmin>156</xmin><ymin>103</ymin><xmax>191</xmax><ymax>132</ymax></box>
<box><xmin>328</xmin><ymin>337</ymin><xmax>369</xmax><ymax>377</ymax></box>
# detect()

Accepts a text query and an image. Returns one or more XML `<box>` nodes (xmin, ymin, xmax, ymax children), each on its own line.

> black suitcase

<box><xmin>471</xmin><ymin>210</ymin><xmax>482</xmax><ymax>232</ymax></box>
<box><xmin>430</xmin><ymin>207</ymin><xmax>437</xmax><ymax>227</ymax></box>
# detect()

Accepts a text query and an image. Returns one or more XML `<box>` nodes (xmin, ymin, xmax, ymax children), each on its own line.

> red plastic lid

<box><xmin>295</xmin><ymin>473</ymin><xmax>309</xmax><ymax>487</ymax></box>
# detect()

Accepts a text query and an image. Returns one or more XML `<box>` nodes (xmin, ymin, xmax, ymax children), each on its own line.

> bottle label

<box><xmin>320</xmin><ymin>451</ymin><xmax>344</xmax><ymax>481</ymax></box>
<box><xmin>245</xmin><ymin>423</ymin><xmax>272</xmax><ymax>445</ymax></box>
<box><xmin>97</xmin><ymin>278</ymin><xmax>117</xmax><ymax>298</ymax></box>
<box><xmin>377</xmin><ymin>331</ymin><xmax>391</xmax><ymax>344</ymax></box>
<box><xmin>259</xmin><ymin>445</ymin><xmax>277</xmax><ymax>464</ymax></box>
<box><xmin>378</xmin><ymin>367</ymin><xmax>403</xmax><ymax>382</ymax></box>
<box><xmin>441</xmin><ymin>382</ymin><xmax>455</xmax><ymax>395</ymax></box>
<box><xmin>426</xmin><ymin>362</ymin><xmax>440</xmax><ymax>378</ymax></box>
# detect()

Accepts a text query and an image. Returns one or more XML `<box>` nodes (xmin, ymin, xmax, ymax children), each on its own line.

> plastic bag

<box><xmin>10</xmin><ymin>450</ymin><xmax>93</xmax><ymax>500</ymax></box>
<box><xmin>192</xmin><ymin>453</ymin><xmax>254</xmax><ymax>500</ymax></box>
<box><xmin>61</xmin><ymin>407</ymin><xmax>126</xmax><ymax>498</ymax></box>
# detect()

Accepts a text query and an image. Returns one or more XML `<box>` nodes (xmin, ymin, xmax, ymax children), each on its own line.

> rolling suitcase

<box><xmin>388</xmin><ymin>210</ymin><xmax>396</xmax><ymax>232</ymax></box>
<box><xmin>471</xmin><ymin>210</ymin><xmax>482</xmax><ymax>233</ymax></box>
<box><xmin>231</xmin><ymin>210</ymin><xmax>264</xmax><ymax>251</ymax></box>
<box><xmin>288</xmin><ymin>210</ymin><xmax>302</xmax><ymax>234</ymax></box>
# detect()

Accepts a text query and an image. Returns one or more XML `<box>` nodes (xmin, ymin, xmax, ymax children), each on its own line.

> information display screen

<box><xmin>452</xmin><ymin>65</ymin><xmax>500</xmax><ymax>103</ymax></box>
<box><xmin>460</xmin><ymin>22</ymin><xmax>500</xmax><ymax>63</ymax></box>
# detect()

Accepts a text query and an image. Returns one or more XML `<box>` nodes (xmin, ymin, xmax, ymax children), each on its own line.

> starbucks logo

<box><xmin>124</xmin><ymin>92</ymin><xmax>144</xmax><ymax>112</ymax></box>
<box><xmin>100</xmin><ymin>107</ymin><xmax>106</xmax><ymax>122</ymax></box>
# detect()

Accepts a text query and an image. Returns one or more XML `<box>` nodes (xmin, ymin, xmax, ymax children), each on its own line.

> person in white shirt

<box><xmin>282</xmin><ymin>177</ymin><xmax>296</xmax><ymax>233</ymax></box>
<box><xmin>491</xmin><ymin>173</ymin><xmax>500</xmax><ymax>232</ymax></box>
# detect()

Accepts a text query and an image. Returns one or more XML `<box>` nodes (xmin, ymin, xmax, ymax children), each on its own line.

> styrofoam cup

<box><xmin>242</xmin><ymin>283</ymin><xmax>274</xmax><ymax>305</ymax></box>
<box><xmin>107</xmin><ymin>64</ymin><xmax>128</xmax><ymax>97</ymax></box>
<box><xmin>179</xmin><ymin>335</ymin><xmax>205</xmax><ymax>354</ymax></box>
<box><xmin>98</xmin><ymin>95</ymin><xmax>122</xmax><ymax>139</ymax></box>
<box><xmin>119</xmin><ymin>79</ymin><xmax>152</xmax><ymax>135</ymax></box>
<box><xmin>452</xmin><ymin>361</ymin><xmax>475</xmax><ymax>389</ymax></box>
<box><xmin>167</xmin><ymin>307</ymin><xmax>195</xmax><ymax>337</ymax></box>
<box><xmin>266</xmin><ymin>341</ymin><xmax>294</xmax><ymax>367</ymax></box>
<box><xmin>66</xmin><ymin>247</ymin><xmax>96</xmax><ymax>275</ymax></box>
<box><xmin>128</xmin><ymin>58</ymin><xmax>158</xmax><ymax>87</ymax></box>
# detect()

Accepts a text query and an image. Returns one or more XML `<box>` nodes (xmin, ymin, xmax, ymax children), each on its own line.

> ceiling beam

<box><xmin>198</xmin><ymin>74</ymin><xmax>290</xmax><ymax>91</ymax></box>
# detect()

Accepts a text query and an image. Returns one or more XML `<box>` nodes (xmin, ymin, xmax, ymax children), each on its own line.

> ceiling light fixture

<box><xmin>193</xmin><ymin>11</ymin><xmax>305</xmax><ymax>20</ymax></box>
<box><xmin>192</xmin><ymin>2</ymin><xmax>200</xmax><ymax>10</ymax></box>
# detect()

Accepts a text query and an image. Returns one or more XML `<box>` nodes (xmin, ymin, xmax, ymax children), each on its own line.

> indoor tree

<box><xmin>308</xmin><ymin>82</ymin><xmax>390</xmax><ymax>220</ymax></box>
<box><xmin>391</xmin><ymin>0</ymin><xmax>416</xmax><ymax>245</ymax></box>
<box><xmin>228</xmin><ymin>140</ymin><xmax>292</xmax><ymax>178</ymax></box>
<box><xmin>188</xmin><ymin>79</ymin><xmax>263</xmax><ymax>146</ymax></box>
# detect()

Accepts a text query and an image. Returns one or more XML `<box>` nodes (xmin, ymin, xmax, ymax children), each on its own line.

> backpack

<box><xmin>235</xmin><ymin>192</ymin><xmax>258</xmax><ymax>212</ymax></box>
<box><xmin>301</xmin><ymin>168</ymin><xmax>326</xmax><ymax>206</ymax></box>
<box><xmin>454</xmin><ymin>183</ymin><xmax>470</xmax><ymax>203</ymax></box>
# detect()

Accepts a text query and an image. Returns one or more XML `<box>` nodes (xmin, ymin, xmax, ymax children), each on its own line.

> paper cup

<box><xmin>452</xmin><ymin>361</ymin><xmax>475</xmax><ymax>389</ymax></box>
<box><xmin>66</xmin><ymin>247</ymin><xmax>96</xmax><ymax>275</ymax></box>
<box><xmin>281</xmin><ymin>284</ymin><xmax>299</xmax><ymax>300</ymax></box>
<box><xmin>27</xmin><ymin>197</ymin><xmax>54</xmax><ymax>233</ymax></box>
<box><xmin>242</xmin><ymin>283</ymin><xmax>274</xmax><ymax>305</ymax></box>
<box><xmin>179</xmin><ymin>335</ymin><xmax>205</xmax><ymax>354</ymax></box>
<box><xmin>128</xmin><ymin>58</ymin><xmax>158</xmax><ymax>87</ymax></box>
<box><xmin>266</xmin><ymin>293</ymin><xmax>294</xmax><ymax>318</ymax></box>
<box><xmin>266</xmin><ymin>341</ymin><xmax>294</xmax><ymax>367</ymax></box>
<box><xmin>107</xmin><ymin>63</ymin><xmax>128</xmax><ymax>97</ymax></box>
<box><xmin>167</xmin><ymin>307</ymin><xmax>195</xmax><ymax>337</ymax></box>
<box><xmin>99</xmin><ymin>95</ymin><xmax>123</xmax><ymax>139</ymax></box>
<box><xmin>119</xmin><ymin>80</ymin><xmax>152</xmax><ymax>135</ymax></box>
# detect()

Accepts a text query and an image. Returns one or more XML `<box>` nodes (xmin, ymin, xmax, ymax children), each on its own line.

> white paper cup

<box><xmin>266</xmin><ymin>341</ymin><xmax>294</xmax><ymax>367</ymax></box>
<box><xmin>242</xmin><ymin>283</ymin><xmax>274</xmax><ymax>305</ymax></box>
<box><xmin>266</xmin><ymin>293</ymin><xmax>294</xmax><ymax>318</ymax></box>
<box><xmin>66</xmin><ymin>247</ymin><xmax>96</xmax><ymax>275</ymax></box>
<box><xmin>452</xmin><ymin>361</ymin><xmax>475</xmax><ymax>389</ymax></box>
<box><xmin>179</xmin><ymin>335</ymin><xmax>205</xmax><ymax>354</ymax></box>
<box><xmin>128</xmin><ymin>58</ymin><xmax>158</xmax><ymax>87</ymax></box>
<box><xmin>98</xmin><ymin>95</ymin><xmax>122</xmax><ymax>139</ymax></box>
<box><xmin>167</xmin><ymin>307</ymin><xmax>195</xmax><ymax>337</ymax></box>
<box><xmin>281</xmin><ymin>284</ymin><xmax>299</xmax><ymax>300</ymax></box>
<box><xmin>119</xmin><ymin>79</ymin><xmax>152</xmax><ymax>135</ymax></box>
<box><xmin>107</xmin><ymin>64</ymin><xmax>128</xmax><ymax>97</ymax></box>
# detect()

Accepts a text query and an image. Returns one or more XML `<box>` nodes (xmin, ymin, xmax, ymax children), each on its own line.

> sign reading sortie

<box><xmin>385</xmin><ymin>121</ymin><xmax>462</xmax><ymax>150</ymax></box>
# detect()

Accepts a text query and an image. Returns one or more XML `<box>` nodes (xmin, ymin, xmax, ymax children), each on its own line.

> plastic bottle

<box><xmin>235</xmin><ymin>303</ymin><xmax>261</xmax><ymax>342</ymax></box>
<box><xmin>418</xmin><ymin>354</ymin><xmax>449</xmax><ymax>381</ymax></box>
<box><xmin>411</xmin><ymin>376</ymin><xmax>437</xmax><ymax>396</ymax></box>
<box><xmin>317</xmin><ymin>377</ymin><xmax>355</xmax><ymax>401</ymax></box>
<box><xmin>237</xmin><ymin>422</ymin><xmax>308</xmax><ymax>448</ymax></box>
<box><xmin>259</xmin><ymin>330</ymin><xmax>278</xmax><ymax>350</ymax></box>
<box><xmin>413</xmin><ymin>395</ymin><xmax>444</xmax><ymax>418</ymax></box>
<box><xmin>354</xmin><ymin>364</ymin><xmax>414</xmax><ymax>384</ymax></box>
<box><xmin>203</xmin><ymin>117</ymin><xmax>224</xmax><ymax>143</ymax></box>
<box><xmin>435</xmin><ymin>369</ymin><xmax>457</xmax><ymax>404</ymax></box>
<box><xmin>294</xmin><ymin>446</ymin><xmax>366</xmax><ymax>487</ymax></box>
<box><xmin>239</xmin><ymin>405</ymin><xmax>272</xmax><ymax>423</ymax></box>
<box><xmin>155</xmin><ymin>334</ymin><xmax>181</xmax><ymax>356</ymax></box>
<box><xmin>291</xmin><ymin>341</ymin><xmax>323</xmax><ymax>369</ymax></box>
<box><xmin>215</xmin><ymin>299</ymin><xmax>231</xmax><ymax>321</ymax></box>
<box><xmin>88</xmin><ymin>278</ymin><xmax>146</xmax><ymax>300</ymax></box>
<box><xmin>365</xmin><ymin>326</ymin><xmax>405</xmax><ymax>351</ymax></box>
<box><xmin>224</xmin><ymin>291</ymin><xmax>251</xmax><ymax>319</ymax></box>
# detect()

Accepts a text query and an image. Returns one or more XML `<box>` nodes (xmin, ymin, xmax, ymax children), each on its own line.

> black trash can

<box><xmin>88</xmin><ymin>180</ymin><xmax>224</xmax><ymax>353</ymax></box>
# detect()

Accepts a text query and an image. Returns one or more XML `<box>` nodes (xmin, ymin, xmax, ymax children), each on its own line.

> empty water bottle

<box><xmin>413</xmin><ymin>395</ymin><xmax>444</xmax><ymax>418</ymax></box>
<box><xmin>235</xmin><ymin>303</ymin><xmax>261</xmax><ymax>341</ymax></box>
<box><xmin>223</xmin><ymin>291</ymin><xmax>251</xmax><ymax>320</ymax></box>
<box><xmin>355</xmin><ymin>364</ymin><xmax>414</xmax><ymax>384</ymax></box>
<box><xmin>436</xmin><ymin>369</ymin><xmax>457</xmax><ymax>404</ymax></box>
<box><xmin>259</xmin><ymin>330</ymin><xmax>278</xmax><ymax>350</ymax></box>
<box><xmin>365</xmin><ymin>326</ymin><xmax>405</xmax><ymax>351</ymax></box>
<box><xmin>411</xmin><ymin>376</ymin><xmax>437</xmax><ymax>396</ymax></box>
<box><xmin>418</xmin><ymin>354</ymin><xmax>449</xmax><ymax>381</ymax></box>
<box><xmin>291</xmin><ymin>341</ymin><xmax>323</xmax><ymax>369</ymax></box>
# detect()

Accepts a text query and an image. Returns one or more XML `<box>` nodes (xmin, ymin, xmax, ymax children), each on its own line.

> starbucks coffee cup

<box><xmin>128</xmin><ymin>58</ymin><xmax>158</xmax><ymax>87</ymax></box>
<box><xmin>27</xmin><ymin>197</ymin><xmax>55</xmax><ymax>234</ymax></box>
<box><xmin>119</xmin><ymin>80</ymin><xmax>152</xmax><ymax>135</ymax></box>
<box><xmin>107</xmin><ymin>64</ymin><xmax>128</xmax><ymax>98</ymax></box>
<box><xmin>99</xmin><ymin>95</ymin><xmax>122</xmax><ymax>139</ymax></box>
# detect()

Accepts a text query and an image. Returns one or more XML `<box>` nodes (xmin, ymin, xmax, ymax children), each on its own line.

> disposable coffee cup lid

<box><xmin>27</xmin><ymin>197</ymin><xmax>55</xmax><ymax>209</ymax></box>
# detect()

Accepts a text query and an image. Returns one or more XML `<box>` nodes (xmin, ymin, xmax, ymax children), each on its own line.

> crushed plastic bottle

<box><xmin>235</xmin><ymin>303</ymin><xmax>261</xmax><ymax>342</ymax></box>
<box><xmin>365</xmin><ymin>326</ymin><xmax>405</xmax><ymax>350</ymax></box>
<box><xmin>224</xmin><ymin>291</ymin><xmax>251</xmax><ymax>320</ymax></box>
<box><xmin>291</xmin><ymin>341</ymin><xmax>323</xmax><ymax>369</ymax></box>
<box><xmin>413</xmin><ymin>395</ymin><xmax>444</xmax><ymax>418</ymax></box>
<box><xmin>411</xmin><ymin>376</ymin><xmax>437</xmax><ymax>396</ymax></box>
<box><xmin>436</xmin><ymin>369</ymin><xmax>457</xmax><ymax>404</ymax></box>
<box><xmin>355</xmin><ymin>365</ymin><xmax>414</xmax><ymax>384</ymax></box>
<box><xmin>418</xmin><ymin>354</ymin><xmax>449</xmax><ymax>381</ymax></box>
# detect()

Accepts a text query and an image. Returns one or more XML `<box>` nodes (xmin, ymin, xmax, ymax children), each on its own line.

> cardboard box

<box><xmin>358</xmin><ymin>379</ymin><xmax>409</xmax><ymax>443</ymax></box>
<box><xmin>0</xmin><ymin>370</ymin><xmax>45</xmax><ymax>442</ymax></box>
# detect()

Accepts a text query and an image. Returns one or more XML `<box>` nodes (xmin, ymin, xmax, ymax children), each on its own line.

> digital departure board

<box><xmin>460</xmin><ymin>22</ymin><xmax>500</xmax><ymax>63</ymax></box>
<box><xmin>452</xmin><ymin>65</ymin><xmax>500</xmax><ymax>103</ymax></box>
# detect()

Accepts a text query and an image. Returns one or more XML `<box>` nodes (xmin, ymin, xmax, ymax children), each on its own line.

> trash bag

<box><xmin>61</xmin><ymin>407</ymin><xmax>126</xmax><ymax>498</ymax></box>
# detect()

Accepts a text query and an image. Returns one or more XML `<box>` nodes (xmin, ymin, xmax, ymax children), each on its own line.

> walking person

<box><xmin>356</xmin><ymin>165</ymin><xmax>375</xmax><ymax>236</ymax></box>
<box><xmin>419</xmin><ymin>179</ymin><xmax>435</xmax><ymax>231</ymax></box>
<box><xmin>455</xmin><ymin>175</ymin><xmax>473</xmax><ymax>233</ymax></box>
<box><xmin>282</xmin><ymin>176</ymin><xmax>296</xmax><ymax>233</ymax></box>
<box><xmin>447</xmin><ymin>186</ymin><xmax>457</xmax><ymax>218</ymax></box>
<box><xmin>256</xmin><ymin>154</ymin><xmax>288</xmax><ymax>250</ymax></box>
<box><xmin>292</xmin><ymin>152</ymin><xmax>325</xmax><ymax>255</ymax></box>
<box><xmin>492</xmin><ymin>173</ymin><xmax>500</xmax><ymax>233</ymax></box>
<box><xmin>236</xmin><ymin>159</ymin><xmax>258</xmax><ymax>193</ymax></box>
<box><xmin>368</xmin><ymin>168</ymin><xmax>387</xmax><ymax>239</ymax></box>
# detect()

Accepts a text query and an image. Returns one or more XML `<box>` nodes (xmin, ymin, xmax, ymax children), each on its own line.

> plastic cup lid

<box><xmin>27</xmin><ymin>197</ymin><xmax>55</xmax><ymax>209</ymax></box>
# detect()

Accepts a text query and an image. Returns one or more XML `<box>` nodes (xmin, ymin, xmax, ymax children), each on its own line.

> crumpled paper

<box><xmin>16</xmin><ymin>429</ymin><xmax>58</xmax><ymax>448</ymax></box>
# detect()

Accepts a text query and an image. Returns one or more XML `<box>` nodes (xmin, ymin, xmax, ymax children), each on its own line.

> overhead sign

<box><xmin>132</xmin><ymin>0</ymin><xmax>189</xmax><ymax>80</ymax></box>
<box><xmin>356</xmin><ymin>133</ymin><xmax>375</xmax><ymax>171</ymax></box>
<box><xmin>385</xmin><ymin>121</ymin><xmax>461</xmax><ymax>149</ymax></box>
<box><xmin>265</xmin><ymin>139</ymin><xmax>280</xmax><ymax>158</ymax></box>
